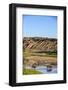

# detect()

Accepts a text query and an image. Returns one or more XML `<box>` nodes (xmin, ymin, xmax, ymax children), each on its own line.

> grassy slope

<box><xmin>23</xmin><ymin>50</ymin><xmax>57</xmax><ymax>66</ymax></box>
<box><xmin>23</xmin><ymin>50</ymin><xmax>57</xmax><ymax>57</ymax></box>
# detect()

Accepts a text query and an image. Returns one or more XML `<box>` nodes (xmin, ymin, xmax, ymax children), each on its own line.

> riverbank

<box><xmin>23</xmin><ymin>69</ymin><xmax>42</xmax><ymax>75</ymax></box>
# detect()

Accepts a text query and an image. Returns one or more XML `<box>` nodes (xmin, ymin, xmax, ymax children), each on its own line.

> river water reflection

<box><xmin>25</xmin><ymin>65</ymin><xmax>57</xmax><ymax>74</ymax></box>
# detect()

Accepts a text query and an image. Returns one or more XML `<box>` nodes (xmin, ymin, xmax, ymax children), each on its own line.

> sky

<box><xmin>23</xmin><ymin>15</ymin><xmax>57</xmax><ymax>38</ymax></box>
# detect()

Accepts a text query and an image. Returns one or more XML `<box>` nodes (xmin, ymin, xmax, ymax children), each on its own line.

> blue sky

<box><xmin>23</xmin><ymin>15</ymin><xmax>57</xmax><ymax>38</ymax></box>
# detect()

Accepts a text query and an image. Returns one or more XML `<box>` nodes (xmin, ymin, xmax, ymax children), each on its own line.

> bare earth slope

<box><xmin>23</xmin><ymin>37</ymin><xmax>57</xmax><ymax>52</ymax></box>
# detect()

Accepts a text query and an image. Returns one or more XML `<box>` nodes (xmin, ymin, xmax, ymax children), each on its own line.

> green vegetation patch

<box><xmin>23</xmin><ymin>69</ymin><xmax>42</xmax><ymax>75</ymax></box>
<box><xmin>24</xmin><ymin>50</ymin><xmax>57</xmax><ymax>57</ymax></box>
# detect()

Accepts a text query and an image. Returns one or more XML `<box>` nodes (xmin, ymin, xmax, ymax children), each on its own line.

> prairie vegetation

<box><xmin>23</xmin><ymin>37</ymin><xmax>57</xmax><ymax>75</ymax></box>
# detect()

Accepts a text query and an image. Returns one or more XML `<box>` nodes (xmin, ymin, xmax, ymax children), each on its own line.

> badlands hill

<box><xmin>23</xmin><ymin>37</ymin><xmax>57</xmax><ymax>52</ymax></box>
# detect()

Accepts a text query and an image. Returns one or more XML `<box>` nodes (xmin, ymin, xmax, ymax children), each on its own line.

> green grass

<box><xmin>23</xmin><ymin>50</ymin><xmax>57</xmax><ymax>57</ymax></box>
<box><xmin>23</xmin><ymin>69</ymin><xmax>42</xmax><ymax>75</ymax></box>
<box><xmin>31</xmin><ymin>53</ymin><xmax>57</xmax><ymax>57</ymax></box>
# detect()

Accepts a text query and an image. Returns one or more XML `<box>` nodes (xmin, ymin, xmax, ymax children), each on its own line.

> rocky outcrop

<box><xmin>23</xmin><ymin>37</ymin><xmax>57</xmax><ymax>52</ymax></box>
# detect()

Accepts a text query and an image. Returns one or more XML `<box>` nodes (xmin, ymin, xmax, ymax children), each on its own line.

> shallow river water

<box><xmin>25</xmin><ymin>65</ymin><xmax>57</xmax><ymax>74</ymax></box>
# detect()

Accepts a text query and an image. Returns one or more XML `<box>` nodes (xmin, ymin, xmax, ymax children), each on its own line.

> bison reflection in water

<box><xmin>46</xmin><ymin>65</ymin><xmax>52</xmax><ymax>72</ymax></box>
<box><xmin>31</xmin><ymin>63</ymin><xmax>37</xmax><ymax>69</ymax></box>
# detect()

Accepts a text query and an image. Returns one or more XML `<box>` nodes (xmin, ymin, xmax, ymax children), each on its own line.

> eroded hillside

<box><xmin>23</xmin><ymin>37</ymin><xmax>57</xmax><ymax>52</ymax></box>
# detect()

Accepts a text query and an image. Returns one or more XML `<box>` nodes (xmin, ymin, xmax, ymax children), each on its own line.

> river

<box><xmin>25</xmin><ymin>65</ymin><xmax>57</xmax><ymax>74</ymax></box>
